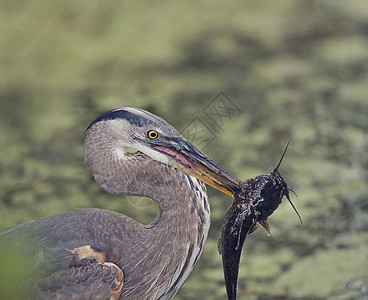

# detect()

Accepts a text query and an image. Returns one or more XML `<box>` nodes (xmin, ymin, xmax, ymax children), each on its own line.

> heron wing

<box><xmin>36</xmin><ymin>258</ymin><xmax>124</xmax><ymax>300</ymax></box>
<box><xmin>0</xmin><ymin>209</ymin><xmax>129</xmax><ymax>299</ymax></box>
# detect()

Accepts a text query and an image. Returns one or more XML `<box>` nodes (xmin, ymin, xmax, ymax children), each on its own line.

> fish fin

<box><xmin>259</xmin><ymin>220</ymin><xmax>271</xmax><ymax>236</ymax></box>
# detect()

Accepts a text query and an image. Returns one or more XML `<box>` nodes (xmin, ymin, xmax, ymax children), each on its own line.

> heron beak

<box><xmin>151</xmin><ymin>138</ymin><xmax>240</xmax><ymax>197</ymax></box>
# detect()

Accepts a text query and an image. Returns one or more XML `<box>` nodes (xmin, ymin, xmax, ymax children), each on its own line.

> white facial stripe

<box><xmin>107</xmin><ymin>109</ymin><xmax>171</xmax><ymax>164</ymax></box>
<box><xmin>133</xmin><ymin>143</ymin><xmax>170</xmax><ymax>164</ymax></box>
<box><xmin>113</xmin><ymin>142</ymin><xmax>170</xmax><ymax>165</ymax></box>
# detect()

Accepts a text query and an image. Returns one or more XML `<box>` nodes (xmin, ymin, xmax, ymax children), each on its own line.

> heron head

<box><xmin>85</xmin><ymin>107</ymin><xmax>240</xmax><ymax>197</ymax></box>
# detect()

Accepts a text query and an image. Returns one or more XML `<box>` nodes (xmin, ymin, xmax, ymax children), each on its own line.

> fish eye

<box><xmin>147</xmin><ymin>130</ymin><xmax>159</xmax><ymax>139</ymax></box>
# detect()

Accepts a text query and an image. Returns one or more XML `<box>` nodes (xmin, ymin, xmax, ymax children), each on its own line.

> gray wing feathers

<box><xmin>37</xmin><ymin>259</ymin><xmax>124</xmax><ymax>300</ymax></box>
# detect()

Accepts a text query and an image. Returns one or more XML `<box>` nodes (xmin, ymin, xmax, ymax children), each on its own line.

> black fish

<box><xmin>218</xmin><ymin>143</ymin><xmax>303</xmax><ymax>300</ymax></box>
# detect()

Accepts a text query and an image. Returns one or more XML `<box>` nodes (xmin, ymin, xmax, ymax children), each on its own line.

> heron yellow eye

<box><xmin>147</xmin><ymin>130</ymin><xmax>158</xmax><ymax>139</ymax></box>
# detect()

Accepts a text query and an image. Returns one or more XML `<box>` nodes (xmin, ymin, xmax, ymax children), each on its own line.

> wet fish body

<box><xmin>218</xmin><ymin>195</ymin><xmax>256</xmax><ymax>299</ymax></box>
<box><xmin>218</xmin><ymin>170</ymin><xmax>288</xmax><ymax>299</ymax></box>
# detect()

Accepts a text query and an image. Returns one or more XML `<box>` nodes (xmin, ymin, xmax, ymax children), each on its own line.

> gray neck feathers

<box><xmin>84</xmin><ymin>122</ymin><xmax>210</xmax><ymax>299</ymax></box>
<box><xmin>84</xmin><ymin>122</ymin><xmax>202</xmax><ymax>215</ymax></box>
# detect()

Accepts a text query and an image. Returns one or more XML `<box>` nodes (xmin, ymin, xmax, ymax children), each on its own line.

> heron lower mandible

<box><xmin>1</xmin><ymin>107</ymin><xmax>240</xmax><ymax>299</ymax></box>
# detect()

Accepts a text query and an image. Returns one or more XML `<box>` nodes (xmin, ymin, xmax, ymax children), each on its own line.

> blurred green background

<box><xmin>1</xmin><ymin>0</ymin><xmax>368</xmax><ymax>299</ymax></box>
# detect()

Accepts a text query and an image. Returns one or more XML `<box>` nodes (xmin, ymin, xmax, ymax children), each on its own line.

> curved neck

<box><xmin>84</xmin><ymin>124</ymin><xmax>210</xmax><ymax>299</ymax></box>
<box><xmin>85</xmin><ymin>123</ymin><xmax>210</xmax><ymax>230</ymax></box>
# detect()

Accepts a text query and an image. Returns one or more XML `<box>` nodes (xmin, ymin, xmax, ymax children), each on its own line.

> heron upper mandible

<box><xmin>1</xmin><ymin>107</ymin><xmax>240</xmax><ymax>299</ymax></box>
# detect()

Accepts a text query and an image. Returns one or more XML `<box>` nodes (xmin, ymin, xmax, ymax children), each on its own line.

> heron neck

<box><xmin>115</xmin><ymin>164</ymin><xmax>210</xmax><ymax>299</ymax></box>
<box><xmin>84</xmin><ymin>127</ymin><xmax>210</xmax><ymax>242</ymax></box>
<box><xmin>84</xmin><ymin>122</ymin><xmax>210</xmax><ymax>298</ymax></box>
<box><xmin>139</xmin><ymin>171</ymin><xmax>210</xmax><ymax>299</ymax></box>
<box><xmin>148</xmin><ymin>170</ymin><xmax>210</xmax><ymax>234</ymax></box>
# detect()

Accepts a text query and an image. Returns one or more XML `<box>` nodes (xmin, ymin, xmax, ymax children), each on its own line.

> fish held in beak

<box><xmin>218</xmin><ymin>142</ymin><xmax>303</xmax><ymax>300</ymax></box>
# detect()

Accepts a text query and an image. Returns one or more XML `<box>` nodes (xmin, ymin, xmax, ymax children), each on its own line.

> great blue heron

<box><xmin>1</xmin><ymin>107</ymin><xmax>240</xmax><ymax>299</ymax></box>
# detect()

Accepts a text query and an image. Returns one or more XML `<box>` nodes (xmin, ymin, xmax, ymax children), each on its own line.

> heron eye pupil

<box><xmin>147</xmin><ymin>130</ymin><xmax>158</xmax><ymax>139</ymax></box>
